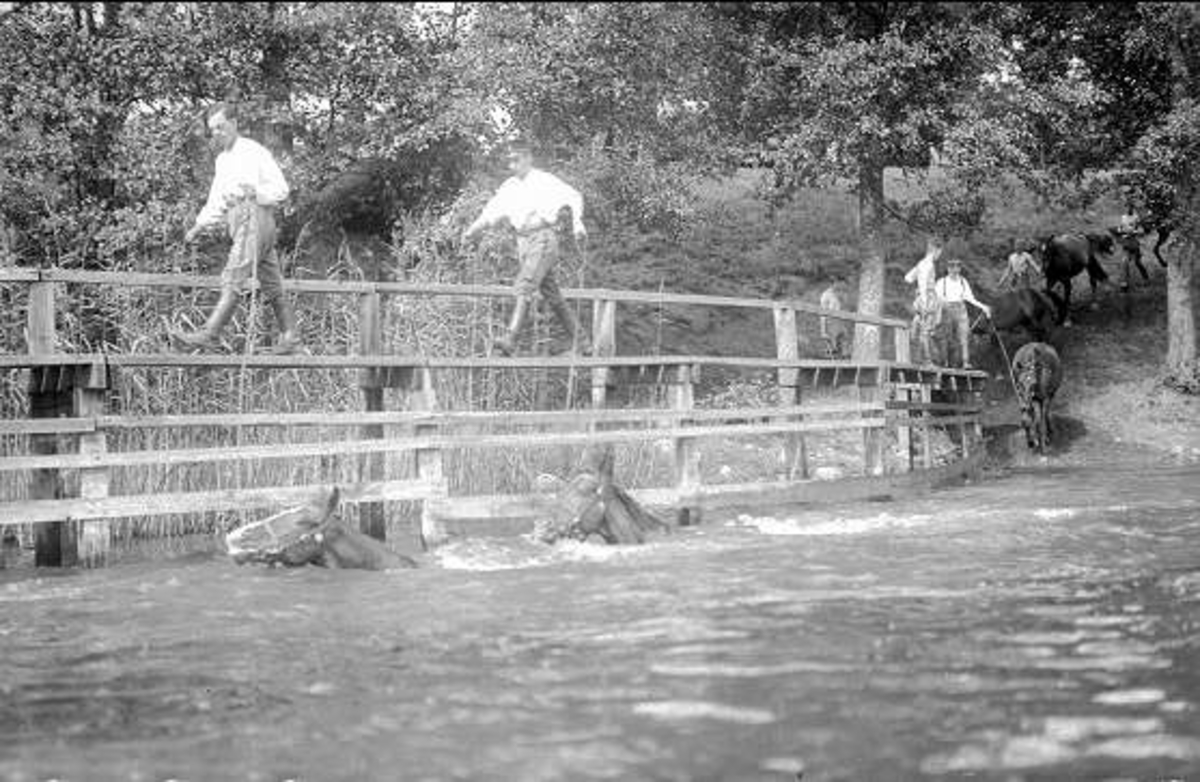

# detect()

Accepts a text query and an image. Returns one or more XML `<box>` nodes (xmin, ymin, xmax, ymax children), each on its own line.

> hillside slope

<box><xmin>584</xmin><ymin>168</ymin><xmax>1200</xmax><ymax>460</ymax></box>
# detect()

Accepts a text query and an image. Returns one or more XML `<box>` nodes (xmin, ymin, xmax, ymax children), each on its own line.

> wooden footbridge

<box><xmin>0</xmin><ymin>268</ymin><xmax>987</xmax><ymax>567</ymax></box>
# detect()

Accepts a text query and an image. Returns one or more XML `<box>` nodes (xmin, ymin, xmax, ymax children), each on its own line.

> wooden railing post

<box><xmin>414</xmin><ymin>367</ymin><xmax>448</xmax><ymax>549</ymax></box>
<box><xmin>920</xmin><ymin>384</ymin><xmax>934</xmax><ymax>470</ymax></box>
<box><xmin>670</xmin><ymin>363</ymin><xmax>701</xmax><ymax>525</ymax></box>
<box><xmin>73</xmin><ymin>362</ymin><xmax>111</xmax><ymax>567</ymax></box>
<box><xmin>358</xmin><ymin>291</ymin><xmax>386</xmax><ymax>540</ymax></box>
<box><xmin>591</xmin><ymin>298</ymin><xmax>616</xmax><ymax>410</ymax></box>
<box><xmin>773</xmin><ymin>305</ymin><xmax>808</xmax><ymax>479</ymax></box>
<box><xmin>892</xmin><ymin>325</ymin><xmax>914</xmax><ymax>472</ymax></box>
<box><xmin>27</xmin><ymin>281</ymin><xmax>75</xmax><ymax>566</ymax></box>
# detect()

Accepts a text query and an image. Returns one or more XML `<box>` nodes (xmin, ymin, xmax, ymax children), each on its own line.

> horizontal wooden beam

<box><xmin>886</xmin><ymin>400</ymin><xmax>984</xmax><ymax>413</ymax></box>
<box><xmin>0</xmin><ymin>418</ymin><xmax>888</xmax><ymax>473</ymax></box>
<box><xmin>0</xmin><ymin>479</ymin><xmax>434</xmax><ymax>526</ymax></box>
<box><xmin>0</xmin><ymin>401</ymin><xmax>883</xmax><ymax>436</ymax></box>
<box><xmin>0</xmin><ymin>352</ymin><xmax>907</xmax><ymax>372</ymax></box>
<box><xmin>0</xmin><ymin>267</ymin><xmax>910</xmax><ymax>328</ymax></box>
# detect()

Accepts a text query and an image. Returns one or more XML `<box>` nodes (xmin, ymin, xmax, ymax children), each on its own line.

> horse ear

<box><xmin>318</xmin><ymin>486</ymin><xmax>340</xmax><ymax>522</ymax></box>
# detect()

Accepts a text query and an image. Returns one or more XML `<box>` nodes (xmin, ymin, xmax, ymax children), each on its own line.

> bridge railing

<box><xmin>0</xmin><ymin>269</ymin><xmax>987</xmax><ymax>567</ymax></box>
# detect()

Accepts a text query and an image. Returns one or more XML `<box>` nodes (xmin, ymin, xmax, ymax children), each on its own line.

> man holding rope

<box><xmin>173</xmin><ymin>102</ymin><xmax>302</xmax><ymax>355</ymax></box>
<box><xmin>462</xmin><ymin>138</ymin><xmax>591</xmax><ymax>357</ymax></box>
<box><xmin>935</xmin><ymin>257</ymin><xmax>991</xmax><ymax>369</ymax></box>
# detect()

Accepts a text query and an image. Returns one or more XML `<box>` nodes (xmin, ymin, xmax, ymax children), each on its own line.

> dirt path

<box><xmin>979</xmin><ymin>278</ymin><xmax>1200</xmax><ymax>466</ymax></box>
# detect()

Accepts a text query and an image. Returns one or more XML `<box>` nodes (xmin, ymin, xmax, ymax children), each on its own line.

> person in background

<box><xmin>462</xmin><ymin>138</ymin><xmax>590</xmax><ymax>357</ymax></box>
<box><xmin>935</xmin><ymin>257</ymin><xmax>992</xmax><ymax>369</ymax></box>
<box><xmin>174</xmin><ymin>102</ymin><xmax>301</xmax><ymax>354</ymax></box>
<box><xmin>1113</xmin><ymin>199</ymin><xmax>1144</xmax><ymax>289</ymax></box>
<box><xmin>998</xmin><ymin>241</ymin><xmax>1041</xmax><ymax>289</ymax></box>
<box><xmin>818</xmin><ymin>275</ymin><xmax>851</xmax><ymax>359</ymax></box>
<box><xmin>904</xmin><ymin>235</ymin><xmax>943</xmax><ymax>365</ymax></box>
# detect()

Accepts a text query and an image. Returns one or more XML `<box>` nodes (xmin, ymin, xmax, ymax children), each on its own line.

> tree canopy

<box><xmin>1</xmin><ymin>1</ymin><xmax>1198</xmax><ymax>372</ymax></box>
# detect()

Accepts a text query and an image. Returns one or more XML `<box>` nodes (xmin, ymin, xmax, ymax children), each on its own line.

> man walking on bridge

<box><xmin>462</xmin><ymin>138</ymin><xmax>590</xmax><ymax>357</ymax></box>
<box><xmin>173</xmin><ymin>102</ymin><xmax>302</xmax><ymax>355</ymax></box>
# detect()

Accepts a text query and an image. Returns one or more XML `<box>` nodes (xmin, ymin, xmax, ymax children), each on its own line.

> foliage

<box><xmin>1162</xmin><ymin>359</ymin><xmax>1200</xmax><ymax>396</ymax></box>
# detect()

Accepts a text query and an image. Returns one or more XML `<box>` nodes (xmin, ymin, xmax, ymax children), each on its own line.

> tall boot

<box><xmin>172</xmin><ymin>288</ymin><xmax>239</xmax><ymax>352</ymax></box>
<box><xmin>268</xmin><ymin>295</ymin><xmax>303</xmax><ymax>355</ymax></box>
<box><xmin>547</xmin><ymin>296</ymin><xmax>591</xmax><ymax>355</ymax></box>
<box><xmin>493</xmin><ymin>295</ymin><xmax>531</xmax><ymax>356</ymax></box>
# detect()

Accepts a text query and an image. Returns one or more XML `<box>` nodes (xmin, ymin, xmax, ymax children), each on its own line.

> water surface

<box><xmin>2</xmin><ymin>451</ymin><xmax>1199</xmax><ymax>781</ymax></box>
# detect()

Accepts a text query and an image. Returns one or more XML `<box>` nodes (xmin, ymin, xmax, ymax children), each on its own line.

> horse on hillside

<box><xmin>975</xmin><ymin>286</ymin><xmax>1062</xmax><ymax>342</ymax></box>
<box><xmin>1036</xmin><ymin>232</ymin><xmax>1113</xmax><ymax>325</ymax></box>
<box><xmin>1011</xmin><ymin>341</ymin><xmax>1063</xmax><ymax>454</ymax></box>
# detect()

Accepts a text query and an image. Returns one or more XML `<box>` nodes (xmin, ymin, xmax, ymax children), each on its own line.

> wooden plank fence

<box><xmin>0</xmin><ymin>269</ymin><xmax>988</xmax><ymax>566</ymax></box>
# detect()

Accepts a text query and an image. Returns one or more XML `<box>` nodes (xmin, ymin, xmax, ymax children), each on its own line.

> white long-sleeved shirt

<box><xmin>936</xmin><ymin>274</ymin><xmax>982</xmax><ymax>306</ymax></box>
<box><xmin>194</xmin><ymin>136</ymin><xmax>290</xmax><ymax>229</ymax></box>
<box><xmin>904</xmin><ymin>251</ymin><xmax>938</xmax><ymax>299</ymax></box>
<box><xmin>476</xmin><ymin>168</ymin><xmax>585</xmax><ymax>233</ymax></box>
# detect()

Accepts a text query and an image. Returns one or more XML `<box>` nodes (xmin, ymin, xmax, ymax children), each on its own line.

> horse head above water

<box><xmin>225</xmin><ymin>487</ymin><xmax>417</xmax><ymax>570</ymax></box>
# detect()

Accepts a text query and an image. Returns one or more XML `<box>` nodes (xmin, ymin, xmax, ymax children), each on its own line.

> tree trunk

<box><xmin>1166</xmin><ymin>239</ymin><xmax>1196</xmax><ymax>372</ymax></box>
<box><xmin>1164</xmin><ymin>23</ymin><xmax>1197</xmax><ymax>374</ymax></box>
<box><xmin>853</xmin><ymin>161</ymin><xmax>886</xmax><ymax>361</ymax></box>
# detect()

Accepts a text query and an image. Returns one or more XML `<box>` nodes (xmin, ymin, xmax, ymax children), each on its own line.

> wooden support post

<box><xmin>893</xmin><ymin>327</ymin><xmax>915</xmax><ymax>475</ymax></box>
<box><xmin>895</xmin><ymin>384</ymin><xmax>915</xmax><ymax>473</ymax></box>
<box><xmin>414</xmin><ymin>367</ymin><xmax>448</xmax><ymax>550</ymax></box>
<box><xmin>894</xmin><ymin>324</ymin><xmax>911</xmax><ymax>364</ymax></box>
<box><xmin>591</xmin><ymin>298</ymin><xmax>616</xmax><ymax>411</ymax></box>
<box><xmin>921</xmin><ymin>384</ymin><xmax>934</xmax><ymax>470</ymax></box>
<box><xmin>860</xmin><ymin>384</ymin><xmax>885</xmax><ymax>477</ymax></box>
<box><xmin>27</xmin><ymin>282</ymin><xmax>76</xmax><ymax>566</ymax></box>
<box><xmin>773</xmin><ymin>305</ymin><xmax>808</xmax><ymax>479</ymax></box>
<box><xmin>358</xmin><ymin>291</ymin><xmax>386</xmax><ymax>541</ymax></box>
<box><xmin>73</xmin><ymin>363</ymin><xmax>111</xmax><ymax>567</ymax></box>
<box><xmin>30</xmin><ymin>384</ymin><xmax>73</xmax><ymax>566</ymax></box>
<box><xmin>670</xmin><ymin>364</ymin><xmax>701</xmax><ymax>526</ymax></box>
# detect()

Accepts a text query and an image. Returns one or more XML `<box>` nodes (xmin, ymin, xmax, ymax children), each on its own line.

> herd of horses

<box><xmin>968</xmin><ymin>222</ymin><xmax>1168</xmax><ymax>456</ymax></box>
<box><xmin>960</xmin><ymin>219</ymin><xmax>1166</xmax><ymax>455</ymax></box>
<box><xmin>999</xmin><ymin>225</ymin><xmax>1168</xmax><ymax>336</ymax></box>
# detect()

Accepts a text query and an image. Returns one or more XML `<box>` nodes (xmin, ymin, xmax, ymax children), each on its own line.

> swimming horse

<box><xmin>1011</xmin><ymin>341</ymin><xmax>1063</xmax><ymax>455</ymax></box>
<box><xmin>1036</xmin><ymin>233</ymin><xmax>1113</xmax><ymax>325</ymax></box>
<box><xmin>225</xmin><ymin>487</ymin><xmax>418</xmax><ymax>570</ymax></box>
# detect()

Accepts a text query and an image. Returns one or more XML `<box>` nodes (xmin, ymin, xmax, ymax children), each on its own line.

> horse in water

<box><xmin>225</xmin><ymin>487</ymin><xmax>418</xmax><ymax>570</ymax></box>
<box><xmin>1036</xmin><ymin>233</ymin><xmax>1113</xmax><ymax>325</ymax></box>
<box><xmin>534</xmin><ymin>445</ymin><xmax>672</xmax><ymax>545</ymax></box>
<box><xmin>1011</xmin><ymin>341</ymin><xmax>1063</xmax><ymax>454</ymax></box>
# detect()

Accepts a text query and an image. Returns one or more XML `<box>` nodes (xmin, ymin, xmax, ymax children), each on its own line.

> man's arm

<box><xmin>186</xmin><ymin>161</ymin><xmax>228</xmax><ymax>242</ymax></box>
<box><xmin>255</xmin><ymin>146</ymin><xmax>290</xmax><ymax>206</ymax></box>
<box><xmin>961</xmin><ymin>279</ymin><xmax>992</xmax><ymax>317</ymax></box>
<box><xmin>541</xmin><ymin>171</ymin><xmax>586</xmax><ymax>238</ymax></box>
<box><xmin>462</xmin><ymin>188</ymin><xmax>505</xmax><ymax>244</ymax></box>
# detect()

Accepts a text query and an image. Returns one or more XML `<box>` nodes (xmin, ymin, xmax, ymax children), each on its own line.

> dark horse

<box><xmin>1037</xmin><ymin>233</ymin><xmax>1113</xmax><ymax>325</ymax></box>
<box><xmin>225</xmin><ymin>487</ymin><xmax>418</xmax><ymax>570</ymax></box>
<box><xmin>1011</xmin><ymin>341</ymin><xmax>1063</xmax><ymax>454</ymax></box>
<box><xmin>976</xmin><ymin>286</ymin><xmax>1064</xmax><ymax>342</ymax></box>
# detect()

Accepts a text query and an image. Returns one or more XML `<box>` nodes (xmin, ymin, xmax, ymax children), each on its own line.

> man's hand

<box><xmin>982</xmin><ymin>304</ymin><xmax>993</xmax><ymax>319</ymax></box>
<box><xmin>573</xmin><ymin>222</ymin><xmax>588</xmax><ymax>243</ymax></box>
<box><xmin>184</xmin><ymin>225</ymin><xmax>202</xmax><ymax>244</ymax></box>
